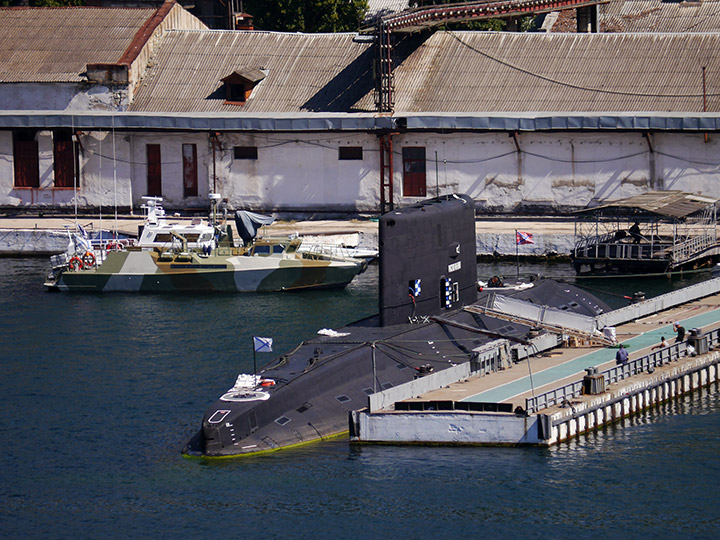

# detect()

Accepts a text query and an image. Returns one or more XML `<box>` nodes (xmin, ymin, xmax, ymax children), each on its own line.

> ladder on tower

<box><xmin>379</xmin><ymin>133</ymin><xmax>394</xmax><ymax>213</ymax></box>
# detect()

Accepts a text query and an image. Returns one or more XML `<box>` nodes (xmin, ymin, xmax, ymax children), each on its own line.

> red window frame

<box><xmin>53</xmin><ymin>130</ymin><xmax>79</xmax><ymax>189</ymax></box>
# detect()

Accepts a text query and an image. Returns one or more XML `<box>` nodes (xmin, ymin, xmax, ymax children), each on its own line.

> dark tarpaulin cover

<box><xmin>234</xmin><ymin>210</ymin><xmax>275</xmax><ymax>245</ymax></box>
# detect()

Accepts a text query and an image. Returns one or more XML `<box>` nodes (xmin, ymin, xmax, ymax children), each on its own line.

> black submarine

<box><xmin>183</xmin><ymin>194</ymin><xmax>609</xmax><ymax>457</ymax></box>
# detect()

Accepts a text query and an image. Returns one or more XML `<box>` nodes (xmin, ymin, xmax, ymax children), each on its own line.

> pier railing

<box><xmin>525</xmin><ymin>327</ymin><xmax>720</xmax><ymax>414</ymax></box>
<box><xmin>574</xmin><ymin>232</ymin><xmax>717</xmax><ymax>268</ymax></box>
<box><xmin>672</xmin><ymin>232</ymin><xmax>716</xmax><ymax>265</ymax></box>
<box><xmin>573</xmin><ymin>238</ymin><xmax>672</xmax><ymax>263</ymax></box>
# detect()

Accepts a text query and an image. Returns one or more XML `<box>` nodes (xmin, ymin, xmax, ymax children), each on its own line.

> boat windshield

<box><xmin>252</xmin><ymin>243</ymin><xmax>287</xmax><ymax>256</ymax></box>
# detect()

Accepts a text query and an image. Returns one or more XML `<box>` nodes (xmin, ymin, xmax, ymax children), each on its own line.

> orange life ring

<box><xmin>68</xmin><ymin>256</ymin><xmax>84</xmax><ymax>271</ymax></box>
<box><xmin>81</xmin><ymin>251</ymin><xmax>96</xmax><ymax>268</ymax></box>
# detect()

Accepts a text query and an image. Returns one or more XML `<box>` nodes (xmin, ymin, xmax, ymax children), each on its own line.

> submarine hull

<box><xmin>184</xmin><ymin>195</ymin><xmax>610</xmax><ymax>457</ymax></box>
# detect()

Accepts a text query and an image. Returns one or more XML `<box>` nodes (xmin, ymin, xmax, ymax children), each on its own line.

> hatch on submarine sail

<box><xmin>183</xmin><ymin>194</ymin><xmax>609</xmax><ymax>457</ymax></box>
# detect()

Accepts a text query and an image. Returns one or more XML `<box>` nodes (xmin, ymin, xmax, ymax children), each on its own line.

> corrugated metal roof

<box><xmin>130</xmin><ymin>29</ymin><xmax>720</xmax><ymax>113</ymax></box>
<box><xmin>129</xmin><ymin>30</ymin><xmax>375</xmax><ymax>113</ymax></box>
<box><xmin>600</xmin><ymin>0</ymin><xmax>720</xmax><ymax>33</ymax></box>
<box><xmin>574</xmin><ymin>190</ymin><xmax>717</xmax><ymax>218</ymax></box>
<box><xmin>392</xmin><ymin>31</ymin><xmax>720</xmax><ymax>112</ymax></box>
<box><xmin>0</xmin><ymin>6</ymin><xmax>157</xmax><ymax>83</ymax></box>
<box><xmin>363</xmin><ymin>0</ymin><xmax>411</xmax><ymax>24</ymax></box>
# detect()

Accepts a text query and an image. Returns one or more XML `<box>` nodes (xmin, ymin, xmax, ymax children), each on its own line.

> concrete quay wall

<box><xmin>0</xmin><ymin>228</ymin><xmax>72</xmax><ymax>255</ymax></box>
<box><xmin>352</xmin><ymin>409</ymin><xmax>543</xmax><ymax>446</ymax></box>
<box><xmin>0</xmin><ymin>217</ymin><xmax>576</xmax><ymax>256</ymax></box>
<box><xmin>351</xmin><ymin>351</ymin><xmax>720</xmax><ymax>447</ymax></box>
<box><xmin>546</xmin><ymin>352</ymin><xmax>719</xmax><ymax>446</ymax></box>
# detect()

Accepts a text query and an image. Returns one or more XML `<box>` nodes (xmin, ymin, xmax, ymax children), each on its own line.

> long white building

<box><xmin>1</xmin><ymin>1</ymin><xmax>720</xmax><ymax>215</ymax></box>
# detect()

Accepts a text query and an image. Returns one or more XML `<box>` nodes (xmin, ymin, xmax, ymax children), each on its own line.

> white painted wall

<box><xmin>2</xmin><ymin>128</ymin><xmax>720</xmax><ymax>214</ymax></box>
<box><xmin>0</xmin><ymin>82</ymin><xmax>127</xmax><ymax>112</ymax></box>
<box><xmin>81</xmin><ymin>131</ymin><xmax>134</xmax><ymax>211</ymax></box>
<box><xmin>215</xmin><ymin>132</ymin><xmax>380</xmax><ymax>213</ymax></box>
<box><xmin>129</xmin><ymin>133</ymin><xmax>211</xmax><ymax>209</ymax></box>
<box><xmin>392</xmin><ymin>131</ymin><xmax>720</xmax><ymax>212</ymax></box>
<box><xmin>0</xmin><ymin>131</ymin><xmax>16</xmax><ymax>205</ymax></box>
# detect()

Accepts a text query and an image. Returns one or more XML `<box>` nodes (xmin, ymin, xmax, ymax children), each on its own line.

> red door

<box><xmin>182</xmin><ymin>143</ymin><xmax>198</xmax><ymax>197</ymax></box>
<box><xmin>146</xmin><ymin>144</ymin><xmax>162</xmax><ymax>196</ymax></box>
<box><xmin>13</xmin><ymin>134</ymin><xmax>39</xmax><ymax>188</ymax></box>
<box><xmin>402</xmin><ymin>147</ymin><xmax>426</xmax><ymax>197</ymax></box>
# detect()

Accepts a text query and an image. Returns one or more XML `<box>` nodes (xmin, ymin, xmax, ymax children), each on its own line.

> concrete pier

<box><xmin>0</xmin><ymin>215</ymin><xmax>575</xmax><ymax>256</ymax></box>
<box><xmin>351</xmin><ymin>281</ymin><xmax>720</xmax><ymax>447</ymax></box>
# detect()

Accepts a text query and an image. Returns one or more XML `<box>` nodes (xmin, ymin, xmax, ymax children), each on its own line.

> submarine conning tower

<box><xmin>379</xmin><ymin>194</ymin><xmax>477</xmax><ymax>326</ymax></box>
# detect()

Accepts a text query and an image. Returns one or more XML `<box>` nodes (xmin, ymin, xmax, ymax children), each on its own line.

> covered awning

<box><xmin>573</xmin><ymin>191</ymin><xmax>718</xmax><ymax>220</ymax></box>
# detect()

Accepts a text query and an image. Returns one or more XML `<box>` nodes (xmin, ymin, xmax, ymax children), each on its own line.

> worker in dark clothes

<box><xmin>673</xmin><ymin>322</ymin><xmax>685</xmax><ymax>343</ymax></box>
<box><xmin>629</xmin><ymin>221</ymin><xmax>642</xmax><ymax>244</ymax></box>
<box><xmin>615</xmin><ymin>344</ymin><xmax>629</xmax><ymax>365</ymax></box>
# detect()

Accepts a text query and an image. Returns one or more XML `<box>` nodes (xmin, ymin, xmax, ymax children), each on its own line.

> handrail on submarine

<box><xmin>463</xmin><ymin>293</ymin><xmax>616</xmax><ymax>346</ymax></box>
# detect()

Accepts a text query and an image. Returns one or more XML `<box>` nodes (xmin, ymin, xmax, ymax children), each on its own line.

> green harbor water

<box><xmin>0</xmin><ymin>258</ymin><xmax>718</xmax><ymax>539</ymax></box>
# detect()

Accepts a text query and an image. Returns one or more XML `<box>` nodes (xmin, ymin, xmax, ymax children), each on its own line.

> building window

<box><xmin>146</xmin><ymin>144</ymin><xmax>162</xmax><ymax>196</ymax></box>
<box><xmin>53</xmin><ymin>129</ymin><xmax>79</xmax><ymax>189</ymax></box>
<box><xmin>227</xmin><ymin>83</ymin><xmax>248</xmax><ymax>104</ymax></box>
<box><xmin>13</xmin><ymin>131</ymin><xmax>39</xmax><ymax>188</ymax></box>
<box><xmin>402</xmin><ymin>147</ymin><xmax>426</xmax><ymax>197</ymax></box>
<box><xmin>339</xmin><ymin>146</ymin><xmax>363</xmax><ymax>160</ymax></box>
<box><xmin>234</xmin><ymin>146</ymin><xmax>258</xmax><ymax>160</ymax></box>
<box><xmin>182</xmin><ymin>143</ymin><xmax>198</xmax><ymax>197</ymax></box>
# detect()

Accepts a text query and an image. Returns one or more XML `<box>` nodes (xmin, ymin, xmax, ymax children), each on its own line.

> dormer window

<box><xmin>221</xmin><ymin>68</ymin><xmax>265</xmax><ymax>106</ymax></box>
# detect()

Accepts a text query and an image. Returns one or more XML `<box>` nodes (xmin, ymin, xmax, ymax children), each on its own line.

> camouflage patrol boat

<box><xmin>44</xmin><ymin>197</ymin><xmax>367</xmax><ymax>293</ymax></box>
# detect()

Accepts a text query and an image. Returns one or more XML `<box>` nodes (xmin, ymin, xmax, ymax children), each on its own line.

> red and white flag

<box><xmin>516</xmin><ymin>231</ymin><xmax>534</xmax><ymax>245</ymax></box>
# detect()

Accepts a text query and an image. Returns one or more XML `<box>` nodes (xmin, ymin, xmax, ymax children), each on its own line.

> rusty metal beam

<box><xmin>362</xmin><ymin>0</ymin><xmax>609</xmax><ymax>34</ymax></box>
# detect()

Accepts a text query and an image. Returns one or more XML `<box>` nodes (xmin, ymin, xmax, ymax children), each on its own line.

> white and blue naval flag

<box><xmin>253</xmin><ymin>336</ymin><xmax>273</xmax><ymax>353</ymax></box>
<box><xmin>410</xmin><ymin>279</ymin><xmax>422</xmax><ymax>297</ymax></box>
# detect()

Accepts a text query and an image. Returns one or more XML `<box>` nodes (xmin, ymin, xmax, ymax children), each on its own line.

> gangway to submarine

<box><xmin>464</xmin><ymin>292</ymin><xmax>616</xmax><ymax>346</ymax></box>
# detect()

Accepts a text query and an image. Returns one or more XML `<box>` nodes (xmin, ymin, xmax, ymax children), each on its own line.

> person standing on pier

<box><xmin>673</xmin><ymin>322</ymin><xmax>685</xmax><ymax>343</ymax></box>
<box><xmin>616</xmin><ymin>344</ymin><xmax>629</xmax><ymax>365</ymax></box>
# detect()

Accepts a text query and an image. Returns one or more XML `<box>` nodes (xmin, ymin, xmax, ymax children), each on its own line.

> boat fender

<box><xmin>259</xmin><ymin>379</ymin><xmax>276</xmax><ymax>387</ymax></box>
<box><xmin>68</xmin><ymin>256</ymin><xmax>84</xmax><ymax>271</ymax></box>
<box><xmin>82</xmin><ymin>251</ymin><xmax>96</xmax><ymax>268</ymax></box>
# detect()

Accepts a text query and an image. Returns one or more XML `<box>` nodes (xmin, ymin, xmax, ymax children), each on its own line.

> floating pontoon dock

<box><xmin>571</xmin><ymin>191</ymin><xmax>720</xmax><ymax>275</ymax></box>
<box><xmin>350</xmin><ymin>278</ymin><xmax>720</xmax><ymax>446</ymax></box>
